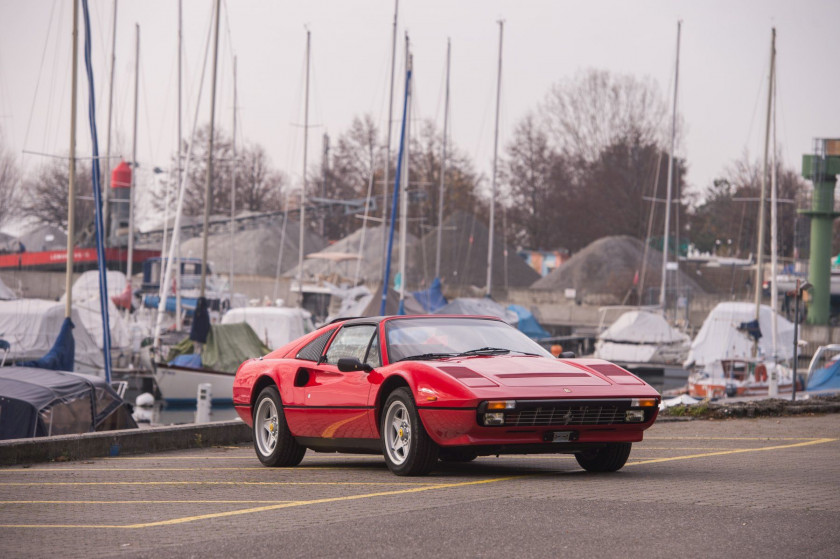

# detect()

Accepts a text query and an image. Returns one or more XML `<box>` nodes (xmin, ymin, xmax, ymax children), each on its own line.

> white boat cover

<box><xmin>599</xmin><ymin>310</ymin><xmax>689</xmax><ymax>344</ymax></box>
<box><xmin>594</xmin><ymin>310</ymin><xmax>690</xmax><ymax>364</ymax></box>
<box><xmin>221</xmin><ymin>306</ymin><xmax>314</xmax><ymax>350</ymax></box>
<box><xmin>59</xmin><ymin>270</ymin><xmax>131</xmax><ymax>350</ymax></box>
<box><xmin>0</xmin><ymin>276</ymin><xmax>16</xmax><ymax>300</ymax></box>
<box><xmin>684</xmin><ymin>302</ymin><xmax>794</xmax><ymax>369</ymax></box>
<box><xmin>0</xmin><ymin>299</ymin><xmax>104</xmax><ymax>373</ymax></box>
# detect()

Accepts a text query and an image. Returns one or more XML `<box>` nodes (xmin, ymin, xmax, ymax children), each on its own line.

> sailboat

<box><xmin>594</xmin><ymin>22</ymin><xmax>691</xmax><ymax>373</ymax></box>
<box><xmin>687</xmin><ymin>28</ymin><xmax>795</xmax><ymax>399</ymax></box>
<box><xmin>151</xmin><ymin>0</ymin><xmax>267</xmax><ymax>405</ymax></box>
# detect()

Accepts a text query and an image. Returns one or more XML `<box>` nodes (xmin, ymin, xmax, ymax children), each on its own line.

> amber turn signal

<box><xmin>486</xmin><ymin>400</ymin><xmax>516</xmax><ymax>410</ymax></box>
<box><xmin>631</xmin><ymin>398</ymin><xmax>658</xmax><ymax>407</ymax></box>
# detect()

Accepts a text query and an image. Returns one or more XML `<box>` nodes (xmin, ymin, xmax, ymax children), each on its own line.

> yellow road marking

<box><xmin>0</xmin><ymin>467</ymin><xmax>383</xmax><ymax>473</ymax></box>
<box><xmin>0</xmin><ymin>480</ymin><xmax>433</xmax><ymax>487</ymax></box>
<box><xmin>0</xmin><ymin>476</ymin><xmax>523</xmax><ymax>529</ymax></box>
<box><xmin>0</xmin><ymin>500</ymin><xmax>297</xmax><ymax>505</ymax></box>
<box><xmin>645</xmin><ymin>436</ymin><xmax>824</xmax><ymax>441</ymax></box>
<box><xmin>626</xmin><ymin>437</ymin><xmax>836</xmax><ymax>466</ymax></box>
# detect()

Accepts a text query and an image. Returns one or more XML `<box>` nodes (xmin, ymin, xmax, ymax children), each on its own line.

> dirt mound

<box><xmin>180</xmin><ymin>220</ymin><xmax>326</xmax><ymax>278</ymax></box>
<box><xmin>416</xmin><ymin>211</ymin><xmax>541</xmax><ymax>291</ymax></box>
<box><xmin>531</xmin><ymin>235</ymin><xmax>704</xmax><ymax>304</ymax></box>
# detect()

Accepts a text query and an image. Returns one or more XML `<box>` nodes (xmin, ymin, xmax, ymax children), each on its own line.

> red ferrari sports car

<box><xmin>233</xmin><ymin>315</ymin><xmax>660</xmax><ymax>476</ymax></box>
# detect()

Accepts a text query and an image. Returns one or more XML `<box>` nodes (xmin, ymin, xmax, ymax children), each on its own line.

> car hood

<box><xmin>433</xmin><ymin>356</ymin><xmax>629</xmax><ymax>389</ymax></box>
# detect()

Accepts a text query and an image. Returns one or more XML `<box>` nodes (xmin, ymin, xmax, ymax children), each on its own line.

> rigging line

<box><xmin>21</xmin><ymin>0</ymin><xmax>58</xmax><ymax>163</ymax></box>
<box><xmin>43</xmin><ymin>0</ymin><xmax>67</xmax><ymax>157</ymax></box>
<box><xmin>152</xmin><ymin>0</ymin><xmax>216</xmax><ymax>349</ymax></box>
<box><xmin>743</xmin><ymin>58</ymin><xmax>771</xmax><ymax>160</ymax></box>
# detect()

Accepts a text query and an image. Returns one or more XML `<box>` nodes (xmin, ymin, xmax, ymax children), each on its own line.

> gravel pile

<box><xmin>283</xmin><ymin>226</ymin><xmax>420</xmax><ymax>285</ymax></box>
<box><xmin>417</xmin><ymin>211</ymin><xmax>541</xmax><ymax>290</ymax></box>
<box><xmin>180</xmin><ymin>220</ymin><xmax>327</xmax><ymax>278</ymax></box>
<box><xmin>531</xmin><ymin>235</ymin><xmax>704</xmax><ymax>304</ymax></box>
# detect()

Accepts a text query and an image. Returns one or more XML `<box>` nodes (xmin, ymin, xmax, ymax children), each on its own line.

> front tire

<box><xmin>575</xmin><ymin>443</ymin><xmax>631</xmax><ymax>472</ymax></box>
<box><xmin>253</xmin><ymin>385</ymin><xmax>305</xmax><ymax>467</ymax></box>
<box><xmin>381</xmin><ymin>387</ymin><xmax>439</xmax><ymax>476</ymax></box>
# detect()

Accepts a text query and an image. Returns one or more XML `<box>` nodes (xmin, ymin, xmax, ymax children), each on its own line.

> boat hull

<box><xmin>154</xmin><ymin>363</ymin><xmax>234</xmax><ymax>405</ymax></box>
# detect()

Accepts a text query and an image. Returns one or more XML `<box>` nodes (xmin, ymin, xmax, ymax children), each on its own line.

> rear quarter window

<box><xmin>295</xmin><ymin>328</ymin><xmax>336</xmax><ymax>362</ymax></box>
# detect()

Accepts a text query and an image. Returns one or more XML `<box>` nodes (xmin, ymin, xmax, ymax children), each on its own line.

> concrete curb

<box><xmin>0</xmin><ymin>421</ymin><xmax>253</xmax><ymax>466</ymax></box>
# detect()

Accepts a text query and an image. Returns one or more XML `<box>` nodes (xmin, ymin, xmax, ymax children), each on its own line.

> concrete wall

<box><xmin>0</xmin><ymin>270</ymin><xmax>78</xmax><ymax>300</ymax></box>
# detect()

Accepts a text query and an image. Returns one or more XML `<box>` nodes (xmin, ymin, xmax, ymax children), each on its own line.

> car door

<box><xmin>298</xmin><ymin>324</ymin><xmax>379</xmax><ymax>439</ymax></box>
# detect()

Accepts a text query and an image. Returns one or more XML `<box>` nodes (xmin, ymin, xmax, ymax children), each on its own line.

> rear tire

<box><xmin>381</xmin><ymin>387</ymin><xmax>439</xmax><ymax>476</ymax></box>
<box><xmin>253</xmin><ymin>385</ymin><xmax>305</xmax><ymax>467</ymax></box>
<box><xmin>575</xmin><ymin>443</ymin><xmax>631</xmax><ymax>472</ymax></box>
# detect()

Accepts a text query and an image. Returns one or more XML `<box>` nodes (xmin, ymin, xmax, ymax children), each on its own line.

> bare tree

<box><xmin>154</xmin><ymin>126</ymin><xmax>288</xmax><ymax>219</ymax></box>
<box><xmin>541</xmin><ymin>69</ymin><xmax>672</xmax><ymax>163</ymax></box>
<box><xmin>0</xmin><ymin>132</ymin><xmax>20</xmax><ymax>228</ymax></box>
<box><xmin>501</xmin><ymin>112</ymin><xmax>571</xmax><ymax>250</ymax></box>
<box><xmin>689</xmin><ymin>152</ymin><xmax>807</xmax><ymax>260</ymax></box>
<box><xmin>21</xmin><ymin>158</ymin><xmax>95</xmax><ymax>244</ymax></box>
<box><xmin>237</xmin><ymin>144</ymin><xmax>286</xmax><ymax>212</ymax></box>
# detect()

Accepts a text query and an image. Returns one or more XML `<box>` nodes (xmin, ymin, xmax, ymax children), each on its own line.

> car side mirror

<box><xmin>559</xmin><ymin>351</ymin><xmax>575</xmax><ymax>359</ymax></box>
<box><xmin>337</xmin><ymin>357</ymin><xmax>373</xmax><ymax>373</ymax></box>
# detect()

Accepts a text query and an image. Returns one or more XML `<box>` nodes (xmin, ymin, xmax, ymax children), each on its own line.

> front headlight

<box><xmin>483</xmin><ymin>412</ymin><xmax>505</xmax><ymax>426</ymax></box>
<box><xmin>625</xmin><ymin>409</ymin><xmax>645</xmax><ymax>422</ymax></box>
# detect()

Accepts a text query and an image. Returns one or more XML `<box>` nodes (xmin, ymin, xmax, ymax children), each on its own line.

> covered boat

<box><xmin>595</xmin><ymin>310</ymin><xmax>690</xmax><ymax>365</ymax></box>
<box><xmin>0</xmin><ymin>366</ymin><xmax>137</xmax><ymax>440</ymax></box>
<box><xmin>221</xmin><ymin>306</ymin><xmax>314</xmax><ymax>350</ymax></box>
<box><xmin>805</xmin><ymin>345</ymin><xmax>840</xmax><ymax>392</ymax></box>
<box><xmin>155</xmin><ymin>322</ymin><xmax>270</xmax><ymax>404</ymax></box>
<box><xmin>684</xmin><ymin>302</ymin><xmax>794</xmax><ymax>370</ymax></box>
<box><xmin>0</xmin><ymin>299</ymin><xmax>104</xmax><ymax>374</ymax></box>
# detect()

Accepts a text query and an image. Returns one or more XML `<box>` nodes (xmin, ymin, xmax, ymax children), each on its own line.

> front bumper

<box><xmin>419</xmin><ymin>398</ymin><xmax>658</xmax><ymax>448</ymax></box>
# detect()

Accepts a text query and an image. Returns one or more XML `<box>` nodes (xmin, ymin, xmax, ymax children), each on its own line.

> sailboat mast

<box><xmin>126</xmin><ymin>24</ymin><xmax>139</xmax><ymax>288</ymax></box>
<box><xmin>175</xmin><ymin>0</ymin><xmax>183</xmax><ymax>329</ymax></box>
<box><xmin>103</xmin><ymin>0</ymin><xmax>117</xmax><ymax>241</ymax></box>
<box><xmin>200</xmin><ymin>0</ymin><xmax>222</xmax><ymax>299</ymax></box>
<box><xmin>398</xmin><ymin>39</ymin><xmax>411</xmax><ymax>308</ymax></box>
<box><xmin>297</xmin><ymin>29</ymin><xmax>311</xmax><ymax>306</ymax></box>
<box><xmin>754</xmin><ymin>28</ymin><xmax>775</xmax><ymax>329</ymax></box>
<box><xmin>435</xmin><ymin>38</ymin><xmax>451</xmax><ymax>279</ymax></box>
<box><xmin>659</xmin><ymin>20</ymin><xmax>681</xmax><ymax>311</ymax></box>
<box><xmin>230</xmin><ymin>56</ymin><xmax>237</xmax><ymax>305</ymax></box>
<box><xmin>768</xmin><ymin>28</ymin><xmax>779</xmax><ymax>395</ymax></box>
<box><xmin>382</xmin><ymin>0</ymin><xmax>399</xmax><ymax>284</ymax></box>
<box><xmin>486</xmin><ymin>20</ymin><xmax>503</xmax><ymax>297</ymax></box>
<box><xmin>66</xmin><ymin>0</ymin><xmax>79</xmax><ymax>319</ymax></box>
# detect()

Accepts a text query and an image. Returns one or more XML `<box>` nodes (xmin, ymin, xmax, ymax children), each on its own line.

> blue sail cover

<box><xmin>806</xmin><ymin>358</ymin><xmax>840</xmax><ymax>391</ymax></box>
<box><xmin>412</xmin><ymin>277</ymin><xmax>448</xmax><ymax>313</ymax></box>
<box><xmin>20</xmin><ymin>317</ymin><xmax>75</xmax><ymax>372</ymax></box>
<box><xmin>507</xmin><ymin>304</ymin><xmax>551</xmax><ymax>339</ymax></box>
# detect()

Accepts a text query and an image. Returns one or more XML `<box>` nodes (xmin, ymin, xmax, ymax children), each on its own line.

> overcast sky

<box><xmin>1</xmin><ymin>0</ymin><xmax>838</xmax><ymax>233</ymax></box>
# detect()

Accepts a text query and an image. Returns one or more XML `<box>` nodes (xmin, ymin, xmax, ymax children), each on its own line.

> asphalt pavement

<box><xmin>0</xmin><ymin>414</ymin><xmax>838</xmax><ymax>558</ymax></box>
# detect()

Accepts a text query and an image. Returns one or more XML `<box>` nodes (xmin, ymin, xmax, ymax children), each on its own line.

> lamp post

<box><xmin>789</xmin><ymin>279</ymin><xmax>812</xmax><ymax>401</ymax></box>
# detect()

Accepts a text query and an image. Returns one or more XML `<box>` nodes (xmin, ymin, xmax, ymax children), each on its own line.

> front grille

<box><xmin>505</xmin><ymin>404</ymin><xmax>625</xmax><ymax>426</ymax></box>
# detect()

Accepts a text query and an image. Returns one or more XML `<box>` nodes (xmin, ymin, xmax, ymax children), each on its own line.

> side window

<box><xmin>324</xmin><ymin>325</ymin><xmax>377</xmax><ymax>365</ymax></box>
<box><xmin>295</xmin><ymin>328</ymin><xmax>336</xmax><ymax>362</ymax></box>
<box><xmin>365</xmin><ymin>332</ymin><xmax>382</xmax><ymax>368</ymax></box>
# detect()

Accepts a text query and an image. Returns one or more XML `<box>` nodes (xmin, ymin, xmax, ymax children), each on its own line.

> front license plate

<box><xmin>550</xmin><ymin>431</ymin><xmax>575</xmax><ymax>442</ymax></box>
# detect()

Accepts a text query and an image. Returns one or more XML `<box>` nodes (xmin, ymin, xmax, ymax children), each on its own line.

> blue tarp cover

<box><xmin>412</xmin><ymin>277</ymin><xmax>448</xmax><ymax>313</ymax></box>
<box><xmin>507</xmin><ymin>304</ymin><xmax>551</xmax><ymax>339</ymax></box>
<box><xmin>169</xmin><ymin>353</ymin><xmax>202</xmax><ymax>369</ymax></box>
<box><xmin>806</xmin><ymin>358</ymin><xmax>840</xmax><ymax>391</ymax></box>
<box><xmin>143</xmin><ymin>295</ymin><xmax>198</xmax><ymax>315</ymax></box>
<box><xmin>19</xmin><ymin>317</ymin><xmax>75</xmax><ymax>372</ymax></box>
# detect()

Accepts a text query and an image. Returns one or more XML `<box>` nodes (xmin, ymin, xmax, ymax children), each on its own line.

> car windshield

<box><xmin>385</xmin><ymin>317</ymin><xmax>553</xmax><ymax>363</ymax></box>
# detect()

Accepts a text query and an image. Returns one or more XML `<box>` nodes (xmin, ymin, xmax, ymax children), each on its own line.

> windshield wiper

<box><xmin>396</xmin><ymin>352</ymin><xmax>459</xmax><ymax>363</ymax></box>
<box><xmin>456</xmin><ymin>347</ymin><xmax>511</xmax><ymax>357</ymax></box>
